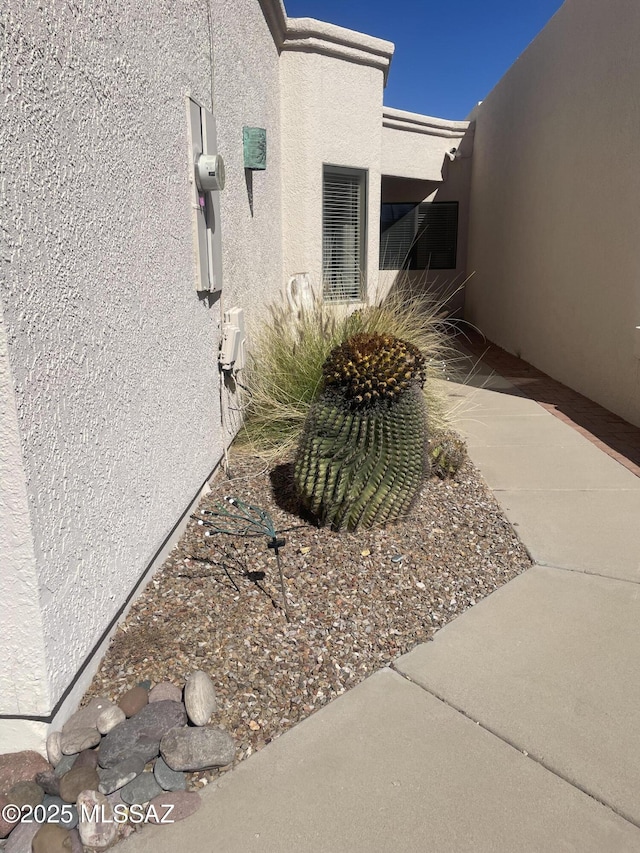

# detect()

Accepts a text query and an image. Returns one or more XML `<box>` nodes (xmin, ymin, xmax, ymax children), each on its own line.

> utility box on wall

<box><xmin>187</xmin><ymin>97</ymin><xmax>223</xmax><ymax>295</ymax></box>
<box><xmin>243</xmin><ymin>127</ymin><xmax>267</xmax><ymax>170</ymax></box>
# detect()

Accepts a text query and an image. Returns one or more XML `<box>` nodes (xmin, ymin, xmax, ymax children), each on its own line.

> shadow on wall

<box><xmin>244</xmin><ymin>168</ymin><xmax>254</xmax><ymax>217</ymax></box>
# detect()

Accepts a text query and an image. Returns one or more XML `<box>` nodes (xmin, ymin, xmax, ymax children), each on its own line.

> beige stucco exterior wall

<box><xmin>280</xmin><ymin>20</ymin><xmax>393</xmax><ymax>301</ymax></box>
<box><xmin>382</xmin><ymin>127</ymin><xmax>449</xmax><ymax>182</ymax></box>
<box><xmin>0</xmin><ymin>302</ymin><xmax>49</xmax><ymax>728</ymax></box>
<box><xmin>0</xmin><ymin>0</ymin><xmax>283</xmax><ymax>749</ymax></box>
<box><xmin>211</xmin><ymin>0</ymin><xmax>283</xmax><ymax>328</ymax></box>
<box><xmin>466</xmin><ymin>0</ymin><xmax>640</xmax><ymax>426</ymax></box>
<box><xmin>382</xmin><ymin>110</ymin><xmax>472</xmax><ymax>183</ymax></box>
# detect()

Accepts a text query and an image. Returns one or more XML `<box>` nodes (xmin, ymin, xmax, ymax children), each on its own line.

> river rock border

<box><xmin>0</xmin><ymin>672</ymin><xmax>234</xmax><ymax>851</ymax></box>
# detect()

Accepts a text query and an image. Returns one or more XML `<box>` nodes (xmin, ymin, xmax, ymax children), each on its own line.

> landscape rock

<box><xmin>68</xmin><ymin>828</ymin><xmax>84</xmax><ymax>853</ymax></box>
<box><xmin>3</xmin><ymin>818</ymin><xmax>39</xmax><ymax>853</ymax></box>
<box><xmin>160</xmin><ymin>726</ymin><xmax>236</xmax><ymax>771</ymax></box>
<box><xmin>184</xmin><ymin>670</ymin><xmax>217</xmax><ymax>726</ymax></box>
<box><xmin>35</xmin><ymin>769</ymin><xmax>61</xmax><ymax>796</ymax></box>
<box><xmin>61</xmin><ymin>726</ymin><xmax>101</xmax><ymax>756</ymax></box>
<box><xmin>148</xmin><ymin>682</ymin><xmax>182</xmax><ymax>704</ymax></box>
<box><xmin>97</xmin><ymin>757</ymin><xmax>144</xmax><ymax>795</ymax></box>
<box><xmin>6</xmin><ymin>780</ymin><xmax>43</xmax><ymax>808</ymax></box>
<box><xmin>46</xmin><ymin>731</ymin><xmax>63</xmax><ymax>768</ymax></box>
<box><xmin>0</xmin><ymin>751</ymin><xmax>51</xmax><ymax>792</ymax></box>
<box><xmin>153</xmin><ymin>757</ymin><xmax>186</xmax><ymax>792</ymax></box>
<box><xmin>118</xmin><ymin>686</ymin><xmax>148</xmax><ymax>717</ymax></box>
<box><xmin>120</xmin><ymin>771</ymin><xmax>163</xmax><ymax>805</ymax></box>
<box><xmin>147</xmin><ymin>790</ymin><xmax>201</xmax><ymax>823</ymax></box>
<box><xmin>96</xmin><ymin>705</ymin><xmax>125</xmax><ymax>735</ymax></box>
<box><xmin>62</xmin><ymin>697</ymin><xmax>114</xmax><ymax>735</ymax></box>
<box><xmin>0</xmin><ymin>794</ymin><xmax>19</xmax><ymax>838</ymax></box>
<box><xmin>77</xmin><ymin>790</ymin><xmax>118</xmax><ymax>849</ymax></box>
<box><xmin>59</xmin><ymin>767</ymin><xmax>100</xmax><ymax>803</ymax></box>
<box><xmin>42</xmin><ymin>794</ymin><xmax>79</xmax><ymax>829</ymax></box>
<box><xmin>106</xmin><ymin>789</ymin><xmax>124</xmax><ymax>811</ymax></box>
<box><xmin>31</xmin><ymin>823</ymin><xmax>72</xmax><ymax>853</ymax></box>
<box><xmin>74</xmin><ymin>749</ymin><xmax>99</xmax><ymax>770</ymax></box>
<box><xmin>54</xmin><ymin>754</ymin><xmax>77</xmax><ymax>778</ymax></box>
<box><xmin>98</xmin><ymin>700</ymin><xmax>187</xmax><ymax>769</ymax></box>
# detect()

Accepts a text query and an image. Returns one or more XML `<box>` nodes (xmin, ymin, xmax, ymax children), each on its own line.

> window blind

<box><xmin>415</xmin><ymin>202</ymin><xmax>458</xmax><ymax>270</ymax></box>
<box><xmin>379</xmin><ymin>201</ymin><xmax>458</xmax><ymax>271</ymax></box>
<box><xmin>380</xmin><ymin>204</ymin><xmax>417</xmax><ymax>270</ymax></box>
<box><xmin>323</xmin><ymin>168</ymin><xmax>365</xmax><ymax>301</ymax></box>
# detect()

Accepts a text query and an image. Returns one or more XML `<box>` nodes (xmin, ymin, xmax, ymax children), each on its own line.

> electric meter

<box><xmin>195</xmin><ymin>153</ymin><xmax>225</xmax><ymax>192</ymax></box>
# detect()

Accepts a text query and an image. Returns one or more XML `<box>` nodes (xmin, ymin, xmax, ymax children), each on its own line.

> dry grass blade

<box><xmin>238</xmin><ymin>276</ymin><xmax>458</xmax><ymax>461</ymax></box>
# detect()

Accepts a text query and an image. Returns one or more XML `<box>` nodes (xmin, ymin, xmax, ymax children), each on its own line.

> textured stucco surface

<box><xmin>0</xmin><ymin>303</ymin><xmax>49</xmax><ymax>715</ymax></box>
<box><xmin>382</xmin><ymin>125</ymin><xmax>453</xmax><ymax>182</ymax></box>
<box><xmin>283</xmin><ymin>17</ymin><xmax>393</xmax><ymax>83</ymax></box>
<box><xmin>0</xmin><ymin>0</ymin><xmax>283</xmax><ymax>727</ymax></box>
<box><xmin>280</xmin><ymin>45</ymin><xmax>385</xmax><ymax>300</ymax></box>
<box><xmin>381</xmin><ymin>112</ymin><xmax>471</xmax><ymax>183</ymax></box>
<box><xmin>210</xmin><ymin>0</ymin><xmax>283</xmax><ymax>332</ymax></box>
<box><xmin>466</xmin><ymin>0</ymin><xmax>640</xmax><ymax>426</ymax></box>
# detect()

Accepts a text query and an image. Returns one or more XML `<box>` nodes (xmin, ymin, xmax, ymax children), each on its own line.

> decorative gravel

<box><xmin>84</xmin><ymin>449</ymin><xmax>532</xmax><ymax>789</ymax></box>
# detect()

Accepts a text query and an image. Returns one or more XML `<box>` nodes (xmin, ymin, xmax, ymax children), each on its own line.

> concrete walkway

<box><xmin>121</xmin><ymin>360</ymin><xmax>640</xmax><ymax>852</ymax></box>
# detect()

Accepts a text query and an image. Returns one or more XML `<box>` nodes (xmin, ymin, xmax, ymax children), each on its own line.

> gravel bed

<box><xmin>84</xmin><ymin>449</ymin><xmax>532</xmax><ymax>789</ymax></box>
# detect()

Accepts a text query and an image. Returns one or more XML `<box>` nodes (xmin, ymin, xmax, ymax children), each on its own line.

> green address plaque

<box><xmin>243</xmin><ymin>127</ymin><xmax>267</xmax><ymax>170</ymax></box>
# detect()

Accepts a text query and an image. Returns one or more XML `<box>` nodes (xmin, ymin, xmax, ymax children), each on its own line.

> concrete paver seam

<box><xmin>533</xmin><ymin>562</ymin><xmax>640</xmax><ymax>586</ymax></box>
<box><xmin>492</xmin><ymin>488</ymin><xmax>640</xmax><ymax>493</ymax></box>
<box><xmin>389</xmin><ymin>662</ymin><xmax>640</xmax><ymax>833</ymax></box>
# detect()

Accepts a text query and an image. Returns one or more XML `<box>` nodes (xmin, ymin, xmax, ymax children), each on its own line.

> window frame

<box><xmin>322</xmin><ymin>165</ymin><xmax>368</xmax><ymax>302</ymax></box>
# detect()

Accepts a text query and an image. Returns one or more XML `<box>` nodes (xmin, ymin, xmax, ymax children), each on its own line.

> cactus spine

<box><xmin>294</xmin><ymin>332</ymin><xmax>429</xmax><ymax>530</ymax></box>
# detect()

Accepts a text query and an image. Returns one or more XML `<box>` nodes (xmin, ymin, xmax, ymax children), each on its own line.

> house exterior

<box><xmin>1</xmin><ymin>0</ymin><xmax>638</xmax><ymax>753</ymax></box>
<box><xmin>0</xmin><ymin>0</ymin><xmax>472</xmax><ymax>753</ymax></box>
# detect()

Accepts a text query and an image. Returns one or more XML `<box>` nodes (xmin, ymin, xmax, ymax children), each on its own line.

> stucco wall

<box><xmin>280</xmin><ymin>21</ymin><xmax>392</xmax><ymax>301</ymax></box>
<box><xmin>0</xmin><ymin>303</ymin><xmax>49</xmax><ymax>718</ymax></box>
<box><xmin>0</xmin><ymin>0</ymin><xmax>283</xmax><ymax>735</ymax></box>
<box><xmin>211</xmin><ymin>0</ymin><xmax>283</xmax><ymax>329</ymax></box>
<box><xmin>466</xmin><ymin>0</ymin><xmax>640</xmax><ymax>426</ymax></box>
<box><xmin>382</xmin><ymin>110</ymin><xmax>472</xmax><ymax>183</ymax></box>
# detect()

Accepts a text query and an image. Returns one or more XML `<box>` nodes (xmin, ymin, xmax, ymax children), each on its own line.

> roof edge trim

<box><xmin>383</xmin><ymin>107</ymin><xmax>472</xmax><ymax>137</ymax></box>
<box><xmin>257</xmin><ymin>6</ymin><xmax>395</xmax><ymax>84</ymax></box>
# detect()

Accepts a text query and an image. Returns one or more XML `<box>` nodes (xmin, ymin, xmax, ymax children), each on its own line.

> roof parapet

<box><xmin>258</xmin><ymin>2</ymin><xmax>395</xmax><ymax>84</ymax></box>
<box><xmin>283</xmin><ymin>20</ymin><xmax>394</xmax><ymax>84</ymax></box>
<box><xmin>383</xmin><ymin>107</ymin><xmax>473</xmax><ymax>140</ymax></box>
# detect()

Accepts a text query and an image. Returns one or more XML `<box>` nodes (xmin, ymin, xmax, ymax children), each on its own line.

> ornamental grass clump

<box><xmin>239</xmin><ymin>280</ymin><xmax>454</xmax><ymax>461</ymax></box>
<box><xmin>293</xmin><ymin>331</ymin><xmax>430</xmax><ymax>531</ymax></box>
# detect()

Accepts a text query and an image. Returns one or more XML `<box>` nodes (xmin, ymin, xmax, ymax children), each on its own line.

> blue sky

<box><xmin>283</xmin><ymin>0</ymin><xmax>565</xmax><ymax>119</ymax></box>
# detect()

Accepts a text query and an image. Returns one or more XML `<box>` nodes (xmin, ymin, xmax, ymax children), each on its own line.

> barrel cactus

<box><xmin>428</xmin><ymin>431</ymin><xmax>467</xmax><ymax>479</ymax></box>
<box><xmin>293</xmin><ymin>332</ymin><xmax>430</xmax><ymax>530</ymax></box>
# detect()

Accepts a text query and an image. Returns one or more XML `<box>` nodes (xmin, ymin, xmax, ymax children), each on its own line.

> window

<box><xmin>380</xmin><ymin>201</ymin><xmax>458</xmax><ymax>271</ymax></box>
<box><xmin>322</xmin><ymin>166</ymin><xmax>367</xmax><ymax>301</ymax></box>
